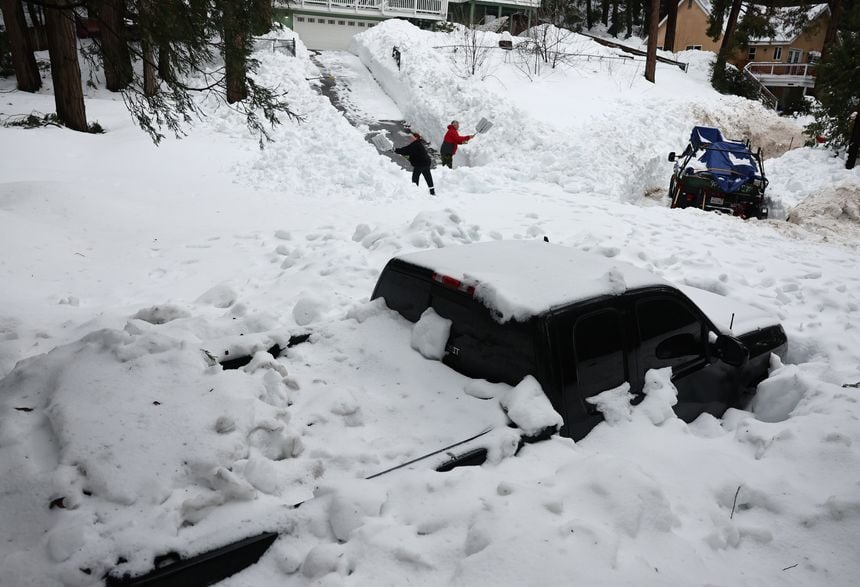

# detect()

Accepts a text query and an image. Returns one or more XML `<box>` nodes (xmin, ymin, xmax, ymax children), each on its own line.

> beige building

<box><xmin>655</xmin><ymin>1</ymin><xmax>830</xmax><ymax>107</ymax></box>
<box><xmin>655</xmin><ymin>0</ymin><xmax>721</xmax><ymax>53</ymax></box>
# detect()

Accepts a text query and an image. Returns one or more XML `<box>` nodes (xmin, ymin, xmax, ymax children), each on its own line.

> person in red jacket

<box><xmin>440</xmin><ymin>120</ymin><xmax>473</xmax><ymax>169</ymax></box>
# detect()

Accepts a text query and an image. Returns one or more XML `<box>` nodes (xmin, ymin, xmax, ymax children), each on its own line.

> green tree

<box><xmin>806</xmin><ymin>0</ymin><xmax>860</xmax><ymax>168</ymax></box>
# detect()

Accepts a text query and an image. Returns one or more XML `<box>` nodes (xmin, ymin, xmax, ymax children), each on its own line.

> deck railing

<box><xmin>745</xmin><ymin>62</ymin><xmax>817</xmax><ymax>78</ymax></box>
<box><xmin>284</xmin><ymin>0</ymin><xmax>447</xmax><ymax>18</ymax></box>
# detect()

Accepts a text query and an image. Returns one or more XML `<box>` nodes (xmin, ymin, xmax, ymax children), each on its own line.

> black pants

<box><xmin>412</xmin><ymin>166</ymin><xmax>435</xmax><ymax>195</ymax></box>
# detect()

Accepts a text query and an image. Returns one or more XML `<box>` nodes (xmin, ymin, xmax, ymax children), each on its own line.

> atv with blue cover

<box><xmin>668</xmin><ymin>126</ymin><xmax>769</xmax><ymax>220</ymax></box>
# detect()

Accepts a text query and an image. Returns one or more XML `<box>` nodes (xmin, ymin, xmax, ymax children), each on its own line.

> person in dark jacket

<box><xmin>440</xmin><ymin>120</ymin><xmax>473</xmax><ymax>168</ymax></box>
<box><xmin>395</xmin><ymin>133</ymin><xmax>435</xmax><ymax>195</ymax></box>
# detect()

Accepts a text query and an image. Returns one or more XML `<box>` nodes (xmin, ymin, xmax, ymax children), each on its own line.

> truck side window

<box><xmin>574</xmin><ymin>309</ymin><xmax>626</xmax><ymax>398</ymax></box>
<box><xmin>636</xmin><ymin>297</ymin><xmax>705</xmax><ymax>371</ymax></box>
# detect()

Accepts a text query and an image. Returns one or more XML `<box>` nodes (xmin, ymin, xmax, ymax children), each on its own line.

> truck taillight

<box><xmin>432</xmin><ymin>273</ymin><xmax>476</xmax><ymax>297</ymax></box>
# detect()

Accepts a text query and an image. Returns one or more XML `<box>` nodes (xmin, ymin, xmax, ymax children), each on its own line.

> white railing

<box><xmin>285</xmin><ymin>0</ymin><xmax>447</xmax><ymax>18</ymax></box>
<box><xmin>745</xmin><ymin>62</ymin><xmax>817</xmax><ymax>78</ymax></box>
<box><xmin>448</xmin><ymin>0</ymin><xmax>540</xmax><ymax>6</ymax></box>
<box><xmin>744</xmin><ymin>61</ymin><xmax>817</xmax><ymax>90</ymax></box>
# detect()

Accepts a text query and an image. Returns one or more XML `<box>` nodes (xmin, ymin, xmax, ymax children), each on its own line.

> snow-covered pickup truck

<box><xmin>372</xmin><ymin>239</ymin><xmax>787</xmax><ymax>441</ymax></box>
<box><xmin>109</xmin><ymin>240</ymin><xmax>787</xmax><ymax>586</ymax></box>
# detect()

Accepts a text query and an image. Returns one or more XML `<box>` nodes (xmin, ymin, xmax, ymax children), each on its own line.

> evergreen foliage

<box><xmin>804</xmin><ymin>0</ymin><xmax>859</xmax><ymax>166</ymax></box>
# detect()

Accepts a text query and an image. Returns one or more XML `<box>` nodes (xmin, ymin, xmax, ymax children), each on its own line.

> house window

<box><xmin>348</xmin><ymin>21</ymin><xmax>355</xmax><ymax>26</ymax></box>
<box><xmin>328</xmin><ymin>19</ymin><xmax>335</xmax><ymax>24</ymax></box>
<box><xmin>788</xmin><ymin>49</ymin><xmax>802</xmax><ymax>64</ymax></box>
<box><xmin>747</xmin><ymin>47</ymin><xmax>757</xmax><ymax>61</ymax></box>
<box><xmin>307</xmin><ymin>17</ymin><xmax>315</xmax><ymax>23</ymax></box>
<box><xmin>685</xmin><ymin>45</ymin><xmax>702</xmax><ymax>51</ymax></box>
<box><xmin>338</xmin><ymin>20</ymin><xmax>346</xmax><ymax>25</ymax></box>
<box><xmin>296</xmin><ymin>16</ymin><xmax>304</xmax><ymax>22</ymax></box>
<box><xmin>773</xmin><ymin>47</ymin><xmax>782</xmax><ymax>60</ymax></box>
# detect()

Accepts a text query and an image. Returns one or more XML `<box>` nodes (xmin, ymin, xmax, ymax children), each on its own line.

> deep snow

<box><xmin>1</xmin><ymin>20</ymin><xmax>859</xmax><ymax>587</ymax></box>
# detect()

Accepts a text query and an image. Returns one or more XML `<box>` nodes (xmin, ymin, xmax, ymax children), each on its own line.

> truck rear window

<box><xmin>431</xmin><ymin>290</ymin><xmax>537</xmax><ymax>387</ymax></box>
<box><xmin>371</xmin><ymin>262</ymin><xmax>432</xmax><ymax>322</ymax></box>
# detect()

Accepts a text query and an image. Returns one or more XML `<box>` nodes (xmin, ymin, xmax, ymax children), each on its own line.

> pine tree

<box><xmin>0</xmin><ymin>0</ymin><xmax>42</xmax><ymax>91</ymax></box>
<box><xmin>44</xmin><ymin>0</ymin><xmax>88</xmax><ymax>131</ymax></box>
<box><xmin>806</xmin><ymin>0</ymin><xmax>860</xmax><ymax>169</ymax></box>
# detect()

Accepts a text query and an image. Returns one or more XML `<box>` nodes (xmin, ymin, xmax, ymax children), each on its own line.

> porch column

<box><xmin>469</xmin><ymin>1</ymin><xmax>475</xmax><ymax>26</ymax></box>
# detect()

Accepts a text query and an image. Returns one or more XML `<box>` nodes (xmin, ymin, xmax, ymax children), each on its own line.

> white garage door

<box><xmin>293</xmin><ymin>16</ymin><xmax>378</xmax><ymax>51</ymax></box>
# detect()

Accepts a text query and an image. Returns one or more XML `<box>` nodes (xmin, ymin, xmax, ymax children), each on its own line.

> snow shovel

<box><xmin>370</xmin><ymin>133</ymin><xmax>393</xmax><ymax>151</ymax></box>
<box><xmin>475</xmin><ymin>117</ymin><xmax>493</xmax><ymax>134</ymax></box>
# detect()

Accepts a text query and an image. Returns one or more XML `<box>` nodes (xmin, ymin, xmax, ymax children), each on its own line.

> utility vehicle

<box><xmin>668</xmin><ymin>126</ymin><xmax>769</xmax><ymax>219</ymax></box>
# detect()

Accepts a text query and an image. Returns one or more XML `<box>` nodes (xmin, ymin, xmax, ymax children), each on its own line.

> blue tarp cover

<box><xmin>689</xmin><ymin>127</ymin><xmax>760</xmax><ymax>194</ymax></box>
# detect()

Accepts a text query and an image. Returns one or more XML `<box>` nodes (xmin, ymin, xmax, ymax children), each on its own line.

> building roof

<box><xmin>395</xmin><ymin>240</ymin><xmax>668</xmax><ymax>321</ymax></box>
<box><xmin>748</xmin><ymin>3</ymin><xmax>829</xmax><ymax>45</ymax></box>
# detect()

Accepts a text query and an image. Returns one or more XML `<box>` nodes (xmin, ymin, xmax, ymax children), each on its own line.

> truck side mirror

<box><xmin>668</xmin><ymin>152</ymin><xmax>676</xmax><ymax>162</ymax></box>
<box><xmin>714</xmin><ymin>335</ymin><xmax>749</xmax><ymax>367</ymax></box>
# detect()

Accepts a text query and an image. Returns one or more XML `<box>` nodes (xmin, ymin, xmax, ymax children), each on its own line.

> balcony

<box><xmin>281</xmin><ymin>0</ymin><xmax>449</xmax><ymax>20</ymax></box>
<box><xmin>744</xmin><ymin>61</ymin><xmax>817</xmax><ymax>89</ymax></box>
<box><xmin>447</xmin><ymin>0</ymin><xmax>541</xmax><ymax>6</ymax></box>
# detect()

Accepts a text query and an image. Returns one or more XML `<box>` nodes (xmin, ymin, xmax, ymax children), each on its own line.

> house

<box><xmin>447</xmin><ymin>0</ymin><xmax>541</xmax><ymax>35</ymax></box>
<box><xmin>655</xmin><ymin>0</ymin><xmax>721</xmax><ymax>53</ymax></box>
<box><xmin>654</xmin><ymin>1</ymin><xmax>830</xmax><ymax>108</ymax></box>
<box><xmin>273</xmin><ymin>0</ymin><xmax>449</xmax><ymax>50</ymax></box>
<box><xmin>273</xmin><ymin>0</ymin><xmax>540</xmax><ymax>51</ymax></box>
<box><xmin>741</xmin><ymin>4</ymin><xmax>829</xmax><ymax>107</ymax></box>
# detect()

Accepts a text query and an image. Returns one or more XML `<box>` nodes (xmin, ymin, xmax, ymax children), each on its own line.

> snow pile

<box><xmin>785</xmin><ymin>178</ymin><xmax>860</xmax><ymax>238</ymax></box>
<box><xmin>352</xmin><ymin>20</ymin><xmax>802</xmax><ymax>205</ymax></box>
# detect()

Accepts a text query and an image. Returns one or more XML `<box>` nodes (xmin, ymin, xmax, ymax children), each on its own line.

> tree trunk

<box><xmin>222</xmin><ymin>1</ymin><xmax>248</xmax><ymax>104</ymax></box>
<box><xmin>713</xmin><ymin>0</ymin><xmax>743</xmax><ymax>86</ymax></box>
<box><xmin>251</xmin><ymin>0</ymin><xmax>272</xmax><ymax>36</ymax></box>
<box><xmin>665</xmin><ymin>0</ymin><xmax>679</xmax><ymax>52</ymax></box>
<box><xmin>586</xmin><ymin>0</ymin><xmax>593</xmax><ymax>29</ymax></box>
<box><xmin>601</xmin><ymin>0</ymin><xmax>609</xmax><ymax>25</ymax></box>
<box><xmin>821</xmin><ymin>0</ymin><xmax>844</xmax><ymax>63</ymax></box>
<box><xmin>644</xmin><ymin>0</ymin><xmax>659</xmax><ymax>82</ymax></box>
<box><xmin>625</xmin><ymin>0</ymin><xmax>633</xmax><ymax>37</ymax></box>
<box><xmin>0</xmin><ymin>0</ymin><xmax>42</xmax><ymax>91</ymax></box>
<box><xmin>44</xmin><ymin>0</ymin><xmax>88</xmax><ymax>131</ymax></box>
<box><xmin>26</xmin><ymin>2</ymin><xmax>49</xmax><ymax>51</ymax></box>
<box><xmin>847</xmin><ymin>108</ymin><xmax>860</xmax><ymax>170</ymax></box>
<box><xmin>99</xmin><ymin>0</ymin><xmax>132</xmax><ymax>91</ymax></box>
<box><xmin>158</xmin><ymin>42</ymin><xmax>172</xmax><ymax>82</ymax></box>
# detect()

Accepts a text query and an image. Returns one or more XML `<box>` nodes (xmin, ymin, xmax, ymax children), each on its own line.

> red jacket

<box><xmin>442</xmin><ymin>125</ymin><xmax>471</xmax><ymax>155</ymax></box>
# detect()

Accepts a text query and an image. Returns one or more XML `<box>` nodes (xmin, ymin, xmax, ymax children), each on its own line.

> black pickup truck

<box><xmin>372</xmin><ymin>239</ymin><xmax>787</xmax><ymax>440</ymax></box>
<box><xmin>111</xmin><ymin>239</ymin><xmax>789</xmax><ymax>586</ymax></box>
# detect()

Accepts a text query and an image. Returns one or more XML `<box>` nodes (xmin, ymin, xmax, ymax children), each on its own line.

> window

<box><xmin>574</xmin><ymin>309</ymin><xmax>626</xmax><ymax>398</ymax></box>
<box><xmin>372</xmin><ymin>264</ymin><xmax>431</xmax><ymax>323</ymax></box>
<box><xmin>357</xmin><ymin>22</ymin><xmax>365</xmax><ymax>27</ymax></box>
<box><xmin>685</xmin><ymin>45</ymin><xmax>702</xmax><ymax>51</ymax></box>
<box><xmin>635</xmin><ymin>297</ymin><xmax>705</xmax><ymax>372</ymax></box>
<box><xmin>747</xmin><ymin>47</ymin><xmax>757</xmax><ymax>61</ymax></box>
<box><xmin>328</xmin><ymin>19</ymin><xmax>335</xmax><ymax>24</ymax></box>
<box><xmin>338</xmin><ymin>20</ymin><xmax>346</xmax><ymax>25</ymax></box>
<box><xmin>788</xmin><ymin>48</ymin><xmax>802</xmax><ymax>64</ymax></box>
<box><xmin>773</xmin><ymin>47</ymin><xmax>782</xmax><ymax>60</ymax></box>
<box><xmin>296</xmin><ymin>16</ymin><xmax>305</xmax><ymax>22</ymax></box>
<box><xmin>431</xmin><ymin>291</ymin><xmax>536</xmax><ymax>386</ymax></box>
<box><xmin>348</xmin><ymin>21</ymin><xmax>355</xmax><ymax>26</ymax></box>
<box><xmin>307</xmin><ymin>18</ymin><xmax>315</xmax><ymax>23</ymax></box>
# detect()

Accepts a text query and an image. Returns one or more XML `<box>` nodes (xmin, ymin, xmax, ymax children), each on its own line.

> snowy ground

<box><xmin>1</xmin><ymin>21</ymin><xmax>859</xmax><ymax>587</ymax></box>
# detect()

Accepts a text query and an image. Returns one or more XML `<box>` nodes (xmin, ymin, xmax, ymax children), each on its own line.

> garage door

<box><xmin>293</xmin><ymin>16</ymin><xmax>378</xmax><ymax>51</ymax></box>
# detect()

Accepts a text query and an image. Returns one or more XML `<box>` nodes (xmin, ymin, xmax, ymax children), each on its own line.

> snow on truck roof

<box><xmin>395</xmin><ymin>240</ymin><xmax>669</xmax><ymax>321</ymax></box>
